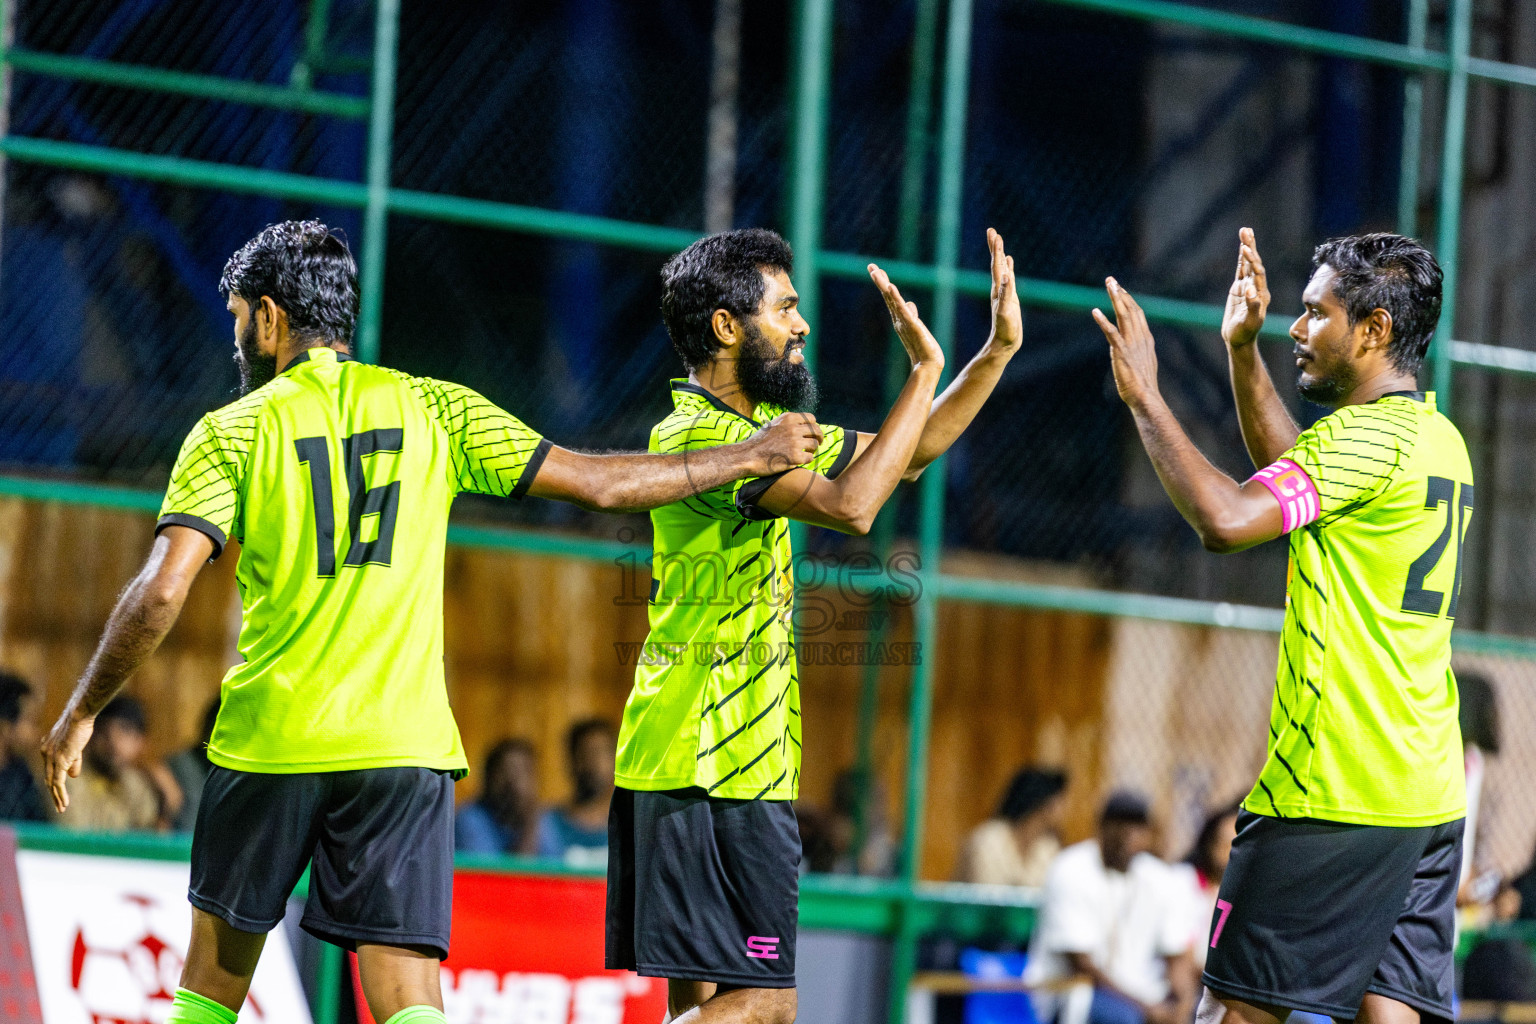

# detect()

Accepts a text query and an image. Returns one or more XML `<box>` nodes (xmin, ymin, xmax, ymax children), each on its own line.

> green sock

<box><xmin>166</xmin><ymin>988</ymin><xmax>239</xmax><ymax>1024</ymax></box>
<box><xmin>383</xmin><ymin>1007</ymin><xmax>447</xmax><ymax>1024</ymax></box>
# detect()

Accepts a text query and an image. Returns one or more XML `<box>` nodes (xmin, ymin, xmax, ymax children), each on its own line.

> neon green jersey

<box><xmin>157</xmin><ymin>348</ymin><xmax>549</xmax><ymax>774</ymax></box>
<box><xmin>1245</xmin><ymin>392</ymin><xmax>1471</xmax><ymax>826</ymax></box>
<box><xmin>614</xmin><ymin>381</ymin><xmax>852</xmax><ymax>800</ymax></box>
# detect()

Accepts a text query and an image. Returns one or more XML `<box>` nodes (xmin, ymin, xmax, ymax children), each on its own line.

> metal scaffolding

<box><xmin>4</xmin><ymin>1</ymin><xmax>1536</xmax><ymax>1020</ymax></box>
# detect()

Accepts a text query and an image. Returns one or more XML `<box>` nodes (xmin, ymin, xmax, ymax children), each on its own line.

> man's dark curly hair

<box><xmin>219</xmin><ymin>220</ymin><xmax>359</xmax><ymax>345</ymax></box>
<box><xmin>660</xmin><ymin>228</ymin><xmax>794</xmax><ymax>370</ymax></box>
<box><xmin>1312</xmin><ymin>233</ymin><xmax>1443</xmax><ymax>378</ymax></box>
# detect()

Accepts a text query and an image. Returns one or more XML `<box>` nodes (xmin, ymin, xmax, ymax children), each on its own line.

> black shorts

<box><xmin>605</xmin><ymin>786</ymin><xmax>800</xmax><ymax>988</ymax></box>
<box><xmin>189</xmin><ymin>765</ymin><xmax>456</xmax><ymax>960</ymax></box>
<box><xmin>1203</xmin><ymin>810</ymin><xmax>1463</xmax><ymax>1022</ymax></box>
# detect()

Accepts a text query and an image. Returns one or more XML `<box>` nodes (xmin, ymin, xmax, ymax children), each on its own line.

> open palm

<box><xmin>868</xmin><ymin>264</ymin><xmax>945</xmax><ymax>371</ymax></box>
<box><xmin>1221</xmin><ymin>226</ymin><xmax>1270</xmax><ymax>349</ymax></box>
<box><xmin>987</xmin><ymin>228</ymin><xmax>1022</xmax><ymax>352</ymax></box>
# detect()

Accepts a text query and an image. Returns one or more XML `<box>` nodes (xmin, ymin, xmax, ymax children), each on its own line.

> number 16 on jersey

<box><xmin>294</xmin><ymin>429</ymin><xmax>404</xmax><ymax>577</ymax></box>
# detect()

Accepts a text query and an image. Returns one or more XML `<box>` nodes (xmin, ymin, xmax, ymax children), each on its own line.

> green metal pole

<box><xmin>1</xmin><ymin>0</ymin><xmax>7</xmax><ymax>327</ymax></box>
<box><xmin>849</xmin><ymin>0</ymin><xmax>943</xmax><ymax>878</ymax></box>
<box><xmin>897</xmin><ymin>0</ymin><xmax>942</xmax><ymax>260</ymax></box>
<box><xmin>1396</xmin><ymin>0</ymin><xmax>1428</xmax><ymax>237</ymax></box>
<box><xmin>888</xmin><ymin>0</ymin><xmax>973</xmax><ymax>1018</ymax></box>
<box><xmin>293</xmin><ymin>0</ymin><xmax>336</xmax><ymax>91</ymax></box>
<box><xmin>785</xmin><ymin>0</ymin><xmax>833</xmax><ymax>558</ymax></box>
<box><xmin>786</xmin><ymin>0</ymin><xmax>834</xmax><ymax>372</ymax></box>
<box><xmin>1432</xmin><ymin>0</ymin><xmax>1471</xmax><ymax>407</ymax></box>
<box><xmin>355</xmin><ymin>0</ymin><xmax>400</xmax><ymax>365</ymax></box>
<box><xmin>312</xmin><ymin>943</ymin><xmax>343</xmax><ymax>1024</ymax></box>
<box><xmin>6</xmin><ymin>49</ymin><xmax>369</xmax><ymax>118</ymax></box>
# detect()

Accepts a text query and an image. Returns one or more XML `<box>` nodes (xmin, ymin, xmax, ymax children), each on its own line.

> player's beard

<box><xmin>1296</xmin><ymin>359</ymin><xmax>1358</xmax><ymax>406</ymax></box>
<box><xmin>235</xmin><ymin>317</ymin><xmax>277</xmax><ymax>396</ymax></box>
<box><xmin>736</xmin><ymin>319</ymin><xmax>818</xmax><ymax>412</ymax></box>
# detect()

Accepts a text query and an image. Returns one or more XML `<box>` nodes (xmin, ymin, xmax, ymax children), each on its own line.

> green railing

<box><xmin>5</xmin><ymin>2</ymin><xmax>1536</xmax><ymax>1020</ymax></box>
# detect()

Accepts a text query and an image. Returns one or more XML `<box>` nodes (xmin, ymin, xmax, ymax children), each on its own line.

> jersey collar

<box><xmin>670</xmin><ymin>379</ymin><xmax>761</xmax><ymax>426</ymax></box>
<box><xmin>1378</xmin><ymin>390</ymin><xmax>1426</xmax><ymax>402</ymax></box>
<box><xmin>281</xmin><ymin>347</ymin><xmax>355</xmax><ymax>376</ymax></box>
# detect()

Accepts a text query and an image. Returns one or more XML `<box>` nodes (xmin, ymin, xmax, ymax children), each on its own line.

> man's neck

<box><xmin>277</xmin><ymin>338</ymin><xmax>349</xmax><ymax>373</ymax></box>
<box><xmin>486</xmin><ymin>795</ymin><xmax>534</xmax><ymax>829</ymax></box>
<box><xmin>1338</xmin><ymin>368</ymin><xmax>1420</xmax><ymax>409</ymax></box>
<box><xmin>87</xmin><ymin>758</ymin><xmax>119</xmax><ymax>783</ymax></box>
<box><xmin>1011</xmin><ymin>815</ymin><xmax>1051</xmax><ymax>849</ymax></box>
<box><xmin>689</xmin><ymin>362</ymin><xmax>755</xmax><ymax>419</ymax></box>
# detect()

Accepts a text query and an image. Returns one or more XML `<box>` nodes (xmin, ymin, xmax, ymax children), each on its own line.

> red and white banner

<box><xmin>16</xmin><ymin>851</ymin><xmax>312</xmax><ymax>1024</ymax></box>
<box><xmin>353</xmin><ymin>870</ymin><xmax>667</xmax><ymax>1024</ymax></box>
<box><xmin>0</xmin><ymin>827</ymin><xmax>44</xmax><ymax>1024</ymax></box>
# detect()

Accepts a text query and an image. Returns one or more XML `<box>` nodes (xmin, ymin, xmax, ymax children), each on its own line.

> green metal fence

<box><xmin>6</xmin><ymin>2</ymin><xmax>1536</xmax><ymax>1021</ymax></box>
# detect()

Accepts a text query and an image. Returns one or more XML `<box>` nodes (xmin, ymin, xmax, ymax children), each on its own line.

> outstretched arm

<box><xmin>41</xmin><ymin>525</ymin><xmax>212</xmax><ymax>812</ymax></box>
<box><xmin>1223</xmin><ymin>227</ymin><xmax>1299</xmax><ymax>468</ymax></box>
<box><xmin>526</xmin><ymin>413</ymin><xmax>824</xmax><ymax>513</ymax></box>
<box><xmin>1094</xmin><ymin>277</ymin><xmax>1283</xmax><ymax>553</ymax></box>
<box><xmin>897</xmin><ymin>228</ymin><xmax>1023</xmax><ymax>479</ymax></box>
<box><xmin>752</xmin><ymin>265</ymin><xmax>945</xmax><ymax>535</ymax></box>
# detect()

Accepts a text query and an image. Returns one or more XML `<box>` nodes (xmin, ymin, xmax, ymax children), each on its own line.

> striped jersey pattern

<box><xmin>613</xmin><ymin>380</ymin><xmax>852</xmax><ymax>801</ymax></box>
<box><xmin>1246</xmin><ymin>393</ymin><xmax>1472</xmax><ymax>826</ymax></box>
<box><xmin>158</xmin><ymin>348</ymin><xmax>548</xmax><ymax>774</ymax></box>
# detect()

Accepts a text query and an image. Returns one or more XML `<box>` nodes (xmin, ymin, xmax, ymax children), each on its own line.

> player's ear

<box><xmin>710</xmin><ymin>308</ymin><xmax>740</xmax><ymax>349</ymax></box>
<box><xmin>1360</xmin><ymin>307</ymin><xmax>1393</xmax><ymax>355</ymax></box>
<box><xmin>256</xmin><ymin>296</ymin><xmax>288</xmax><ymax>351</ymax></box>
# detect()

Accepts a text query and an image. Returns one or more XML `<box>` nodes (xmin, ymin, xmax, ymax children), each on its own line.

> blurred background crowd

<box><xmin>6</xmin><ymin>659</ymin><xmax>1536</xmax><ymax>1012</ymax></box>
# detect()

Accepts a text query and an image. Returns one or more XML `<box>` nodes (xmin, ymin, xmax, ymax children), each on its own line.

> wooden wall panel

<box><xmin>0</xmin><ymin>497</ymin><xmax>238</xmax><ymax>758</ymax></box>
<box><xmin>441</xmin><ymin>548</ymin><xmax>649</xmax><ymax>801</ymax></box>
<box><xmin>0</xmin><ymin>499</ymin><xmax>1118</xmax><ymax>880</ymax></box>
<box><xmin>10</xmin><ymin>499</ymin><xmax>1536</xmax><ymax>887</ymax></box>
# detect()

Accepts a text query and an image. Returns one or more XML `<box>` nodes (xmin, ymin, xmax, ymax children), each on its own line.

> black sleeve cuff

<box><xmin>735</xmin><ymin>472</ymin><xmax>789</xmax><ymax>521</ymax></box>
<box><xmin>824</xmin><ymin>432</ymin><xmax>855</xmax><ymax>480</ymax></box>
<box><xmin>511</xmin><ymin>437</ymin><xmax>554</xmax><ymax>500</ymax></box>
<box><xmin>733</xmin><ymin>430</ymin><xmax>853</xmax><ymax>520</ymax></box>
<box><xmin>156</xmin><ymin>513</ymin><xmax>227</xmax><ymax>560</ymax></box>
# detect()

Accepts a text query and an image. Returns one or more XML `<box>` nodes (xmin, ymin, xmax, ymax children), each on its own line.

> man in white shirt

<box><xmin>1026</xmin><ymin>791</ymin><xmax>1197</xmax><ymax>1024</ymax></box>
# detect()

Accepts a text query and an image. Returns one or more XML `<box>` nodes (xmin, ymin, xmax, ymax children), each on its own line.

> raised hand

<box><xmin>1222</xmin><ymin>226</ymin><xmax>1270</xmax><ymax>350</ymax></box>
<box><xmin>868</xmin><ymin>264</ymin><xmax>945</xmax><ymax>373</ymax></box>
<box><xmin>986</xmin><ymin>227</ymin><xmax>1023</xmax><ymax>354</ymax></box>
<box><xmin>1092</xmin><ymin>277</ymin><xmax>1161</xmax><ymax>411</ymax></box>
<box><xmin>749</xmin><ymin>412</ymin><xmax>824</xmax><ymax>476</ymax></box>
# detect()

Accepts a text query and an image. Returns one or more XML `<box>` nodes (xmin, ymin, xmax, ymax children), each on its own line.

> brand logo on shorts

<box><xmin>746</xmin><ymin>936</ymin><xmax>781</xmax><ymax>960</ymax></box>
<box><xmin>1211</xmin><ymin>899</ymin><xmax>1234</xmax><ymax>948</ymax></box>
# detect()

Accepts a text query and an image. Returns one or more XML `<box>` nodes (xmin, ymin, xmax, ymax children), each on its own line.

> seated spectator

<box><xmin>539</xmin><ymin>718</ymin><xmax>615</xmax><ymax>868</ymax></box>
<box><xmin>166</xmin><ymin>696</ymin><xmax>220</xmax><ymax>833</ymax></box>
<box><xmin>1462</xmin><ymin>937</ymin><xmax>1536</xmax><ymax>1002</ymax></box>
<box><xmin>0</xmin><ymin>670</ymin><xmax>48</xmax><ymax>822</ymax></box>
<box><xmin>1510</xmin><ymin>839</ymin><xmax>1536</xmax><ymax>921</ymax></box>
<box><xmin>1024</xmin><ymin>791</ymin><xmax>1196</xmax><ymax>1024</ymax></box>
<box><xmin>1457</xmin><ymin>671</ymin><xmax>1502</xmax><ymax>925</ymax></box>
<box><xmin>455</xmin><ymin>738</ymin><xmax>550</xmax><ymax>855</ymax></box>
<box><xmin>1180</xmin><ymin>803</ymin><xmax>1240</xmax><ymax>970</ymax></box>
<box><xmin>955</xmin><ymin>766</ymin><xmax>1068</xmax><ymax>887</ymax></box>
<box><xmin>62</xmin><ymin>696</ymin><xmax>179</xmax><ymax>832</ymax></box>
<box><xmin>801</xmin><ymin>767</ymin><xmax>897</xmax><ymax>876</ymax></box>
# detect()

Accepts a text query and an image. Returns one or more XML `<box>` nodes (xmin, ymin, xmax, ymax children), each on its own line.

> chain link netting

<box><xmin>1</xmin><ymin>0</ymin><xmax>1534</xmax><ymax>630</ymax></box>
<box><xmin>11</xmin><ymin>0</ymin><xmax>371</xmax><ymax>169</ymax></box>
<box><xmin>1099</xmin><ymin>620</ymin><xmax>1536</xmax><ymax>886</ymax></box>
<box><xmin>0</xmin><ymin>164</ymin><xmax>365</xmax><ymax>481</ymax></box>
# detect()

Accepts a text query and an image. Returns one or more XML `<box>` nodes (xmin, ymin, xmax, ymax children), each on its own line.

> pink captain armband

<box><xmin>1249</xmin><ymin>458</ymin><xmax>1321</xmax><ymax>533</ymax></box>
